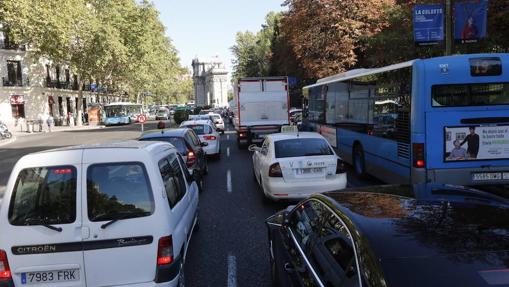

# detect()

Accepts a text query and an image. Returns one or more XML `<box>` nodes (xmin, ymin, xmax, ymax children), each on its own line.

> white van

<box><xmin>0</xmin><ymin>141</ymin><xmax>199</xmax><ymax>287</ymax></box>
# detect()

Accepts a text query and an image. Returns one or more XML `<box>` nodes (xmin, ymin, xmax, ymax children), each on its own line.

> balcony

<box><xmin>46</xmin><ymin>79</ymin><xmax>74</xmax><ymax>90</ymax></box>
<box><xmin>0</xmin><ymin>40</ymin><xmax>26</xmax><ymax>51</ymax></box>
<box><xmin>2</xmin><ymin>76</ymin><xmax>29</xmax><ymax>87</ymax></box>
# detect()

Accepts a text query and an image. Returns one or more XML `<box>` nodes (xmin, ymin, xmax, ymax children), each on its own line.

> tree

<box><xmin>281</xmin><ymin>0</ymin><xmax>394</xmax><ymax>79</ymax></box>
<box><xmin>0</xmin><ymin>0</ymin><xmax>186</xmax><ymax>122</ymax></box>
<box><xmin>231</xmin><ymin>12</ymin><xmax>282</xmax><ymax>81</ymax></box>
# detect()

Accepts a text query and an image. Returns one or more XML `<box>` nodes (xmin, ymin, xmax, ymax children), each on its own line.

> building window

<box><xmin>5</xmin><ymin>60</ymin><xmax>22</xmax><ymax>86</ymax></box>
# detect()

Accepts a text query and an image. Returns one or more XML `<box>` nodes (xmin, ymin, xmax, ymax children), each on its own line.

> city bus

<box><xmin>302</xmin><ymin>53</ymin><xmax>509</xmax><ymax>185</ymax></box>
<box><xmin>103</xmin><ymin>102</ymin><xmax>143</xmax><ymax>126</ymax></box>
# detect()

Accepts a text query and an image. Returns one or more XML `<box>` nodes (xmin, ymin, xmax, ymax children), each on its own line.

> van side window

<box><xmin>158</xmin><ymin>158</ymin><xmax>179</xmax><ymax>208</ymax></box>
<box><xmin>87</xmin><ymin>162</ymin><xmax>154</xmax><ymax>221</ymax></box>
<box><xmin>159</xmin><ymin>154</ymin><xmax>187</xmax><ymax>208</ymax></box>
<box><xmin>168</xmin><ymin>153</ymin><xmax>187</xmax><ymax>201</ymax></box>
<box><xmin>176</xmin><ymin>154</ymin><xmax>192</xmax><ymax>182</ymax></box>
<box><xmin>9</xmin><ymin>166</ymin><xmax>77</xmax><ymax>226</ymax></box>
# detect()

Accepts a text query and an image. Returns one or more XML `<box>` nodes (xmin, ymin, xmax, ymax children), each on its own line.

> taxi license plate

<box><xmin>297</xmin><ymin>168</ymin><xmax>323</xmax><ymax>175</ymax></box>
<box><xmin>471</xmin><ymin>172</ymin><xmax>509</xmax><ymax>182</ymax></box>
<box><xmin>21</xmin><ymin>269</ymin><xmax>79</xmax><ymax>285</ymax></box>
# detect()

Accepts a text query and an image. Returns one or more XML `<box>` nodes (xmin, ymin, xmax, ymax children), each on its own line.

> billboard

<box><xmin>413</xmin><ymin>4</ymin><xmax>445</xmax><ymax>45</ymax></box>
<box><xmin>455</xmin><ymin>0</ymin><xmax>488</xmax><ymax>43</ymax></box>
<box><xmin>444</xmin><ymin>125</ymin><xmax>509</xmax><ymax>162</ymax></box>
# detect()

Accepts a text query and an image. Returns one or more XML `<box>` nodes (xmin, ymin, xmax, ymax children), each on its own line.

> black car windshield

<box><xmin>275</xmin><ymin>138</ymin><xmax>333</xmax><ymax>158</ymax></box>
<box><xmin>139</xmin><ymin>136</ymin><xmax>188</xmax><ymax>154</ymax></box>
<box><xmin>9</xmin><ymin>166</ymin><xmax>77</xmax><ymax>226</ymax></box>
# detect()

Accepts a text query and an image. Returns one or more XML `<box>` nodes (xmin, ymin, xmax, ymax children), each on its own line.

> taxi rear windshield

<box><xmin>432</xmin><ymin>83</ymin><xmax>509</xmax><ymax>107</ymax></box>
<box><xmin>275</xmin><ymin>138</ymin><xmax>333</xmax><ymax>158</ymax></box>
<box><xmin>9</xmin><ymin>166</ymin><xmax>77</xmax><ymax>226</ymax></box>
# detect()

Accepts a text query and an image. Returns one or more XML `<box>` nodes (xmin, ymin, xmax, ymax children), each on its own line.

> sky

<box><xmin>152</xmin><ymin>0</ymin><xmax>286</xmax><ymax>75</ymax></box>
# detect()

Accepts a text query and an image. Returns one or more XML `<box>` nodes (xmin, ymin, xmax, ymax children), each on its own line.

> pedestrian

<box><xmin>47</xmin><ymin>115</ymin><xmax>54</xmax><ymax>132</ymax></box>
<box><xmin>84</xmin><ymin>112</ymin><xmax>89</xmax><ymax>124</ymax></box>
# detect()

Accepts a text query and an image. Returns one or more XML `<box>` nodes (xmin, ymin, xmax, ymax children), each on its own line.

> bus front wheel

<box><xmin>353</xmin><ymin>144</ymin><xmax>367</xmax><ymax>178</ymax></box>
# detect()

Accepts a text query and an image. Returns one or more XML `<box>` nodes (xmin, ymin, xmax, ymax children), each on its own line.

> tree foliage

<box><xmin>0</xmin><ymin>0</ymin><xmax>188</xmax><ymax>123</ymax></box>
<box><xmin>232</xmin><ymin>0</ymin><xmax>509</xmax><ymax>85</ymax></box>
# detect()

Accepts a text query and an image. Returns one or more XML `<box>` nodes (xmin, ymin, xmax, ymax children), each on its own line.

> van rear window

<box><xmin>432</xmin><ymin>83</ymin><xmax>509</xmax><ymax>107</ymax></box>
<box><xmin>87</xmin><ymin>162</ymin><xmax>154</xmax><ymax>222</ymax></box>
<box><xmin>9</xmin><ymin>166</ymin><xmax>77</xmax><ymax>226</ymax></box>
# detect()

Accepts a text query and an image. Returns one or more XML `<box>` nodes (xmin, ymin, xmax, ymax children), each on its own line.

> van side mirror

<box><xmin>248</xmin><ymin>144</ymin><xmax>260</xmax><ymax>152</ymax></box>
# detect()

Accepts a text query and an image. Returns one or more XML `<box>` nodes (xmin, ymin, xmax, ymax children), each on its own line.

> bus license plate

<box><xmin>472</xmin><ymin>172</ymin><xmax>503</xmax><ymax>182</ymax></box>
<box><xmin>21</xmin><ymin>269</ymin><xmax>79</xmax><ymax>285</ymax></box>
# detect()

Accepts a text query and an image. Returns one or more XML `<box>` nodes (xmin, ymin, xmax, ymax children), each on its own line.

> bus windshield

<box><xmin>432</xmin><ymin>83</ymin><xmax>509</xmax><ymax>107</ymax></box>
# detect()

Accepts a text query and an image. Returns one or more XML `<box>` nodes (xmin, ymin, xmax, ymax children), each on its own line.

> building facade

<box><xmin>192</xmin><ymin>56</ymin><xmax>228</xmax><ymax>107</ymax></box>
<box><xmin>0</xmin><ymin>28</ymin><xmax>126</xmax><ymax>128</ymax></box>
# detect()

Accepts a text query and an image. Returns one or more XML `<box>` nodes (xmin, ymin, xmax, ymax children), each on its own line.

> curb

<box><xmin>0</xmin><ymin>135</ymin><xmax>16</xmax><ymax>147</ymax></box>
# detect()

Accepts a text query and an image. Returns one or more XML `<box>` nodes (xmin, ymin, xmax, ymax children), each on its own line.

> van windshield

<box><xmin>9</xmin><ymin>166</ymin><xmax>77</xmax><ymax>226</ymax></box>
<box><xmin>87</xmin><ymin>162</ymin><xmax>154</xmax><ymax>222</ymax></box>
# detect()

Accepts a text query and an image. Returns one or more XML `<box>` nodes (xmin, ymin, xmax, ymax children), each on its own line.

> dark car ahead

<box><xmin>266</xmin><ymin>184</ymin><xmax>509</xmax><ymax>287</ymax></box>
<box><xmin>139</xmin><ymin>128</ymin><xmax>208</xmax><ymax>191</ymax></box>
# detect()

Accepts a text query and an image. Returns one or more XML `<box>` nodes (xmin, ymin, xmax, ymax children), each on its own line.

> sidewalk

<box><xmin>12</xmin><ymin>124</ymin><xmax>105</xmax><ymax>138</ymax></box>
<box><xmin>0</xmin><ymin>124</ymin><xmax>105</xmax><ymax>147</ymax></box>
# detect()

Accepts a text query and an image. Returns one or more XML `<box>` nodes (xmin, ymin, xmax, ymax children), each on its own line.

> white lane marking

<box><xmin>227</xmin><ymin>147</ymin><xmax>230</xmax><ymax>157</ymax></box>
<box><xmin>227</xmin><ymin>135</ymin><xmax>230</xmax><ymax>140</ymax></box>
<box><xmin>227</xmin><ymin>169</ymin><xmax>232</xmax><ymax>193</ymax></box>
<box><xmin>227</xmin><ymin>254</ymin><xmax>237</xmax><ymax>287</ymax></box>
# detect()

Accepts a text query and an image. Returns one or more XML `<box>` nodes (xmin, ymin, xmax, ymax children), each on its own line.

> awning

<box><xmin>10</xmin><ymin>95</ymin><xmax>25</xmax><ymax>105</ymax></box>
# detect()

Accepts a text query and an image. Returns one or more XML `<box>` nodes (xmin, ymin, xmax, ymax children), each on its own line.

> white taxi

<box><xmin>180</xmin><ymin>120</ymin><xmax>221</xmax><ymax>158</ymax></box>
<box><xmin>250</xmin><ymin>132</ymin><xmax>347</xmax><ymax>201</ymax></box>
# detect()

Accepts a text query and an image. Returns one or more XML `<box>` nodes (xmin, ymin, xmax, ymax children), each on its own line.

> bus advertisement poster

<box><xmin>413</xmin><ymin>4</ymin><xmax>444</xmax><ymax>45</ymax></box>
<box><xmin>444</xmin><ymin>125</ymin><xmax>509</xmax><ymax>162</ymax></box>
<box><xmin>454</xmin><ymin>0</ymin><xmax>488</xmax><ymax>44</ymax></box>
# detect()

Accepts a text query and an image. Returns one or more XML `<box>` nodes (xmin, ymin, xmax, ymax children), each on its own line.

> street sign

<box><xmin>137</xmin><ymin>114</ymin><xmax>147</xmax><ymax>123</ymax></box>
<box><xmin>413</xmin><ymin>4</ymin><xmax>444</xmax><ymax>45</ymax></box>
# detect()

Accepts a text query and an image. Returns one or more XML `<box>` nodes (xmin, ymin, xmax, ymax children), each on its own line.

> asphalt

<box><xmin>0</xmin><ymin>120</ymin><xmax>380</xmax><ymax>286</ymax></box>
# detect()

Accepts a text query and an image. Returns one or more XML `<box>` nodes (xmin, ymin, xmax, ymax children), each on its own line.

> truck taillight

<box><xmin>187</xmin><ymin>151</ymin><xmax>196</xmax><ymax>168</ymax></box>
<box><xmin>336</xmin><ymin>159</ymin><xmax>346</xmax><ymax>174</ymax></box>
<box><xmin>0</xmin><ymin>249</ymin><xmax>11</xmax><ymax>280</ymax></box>
<box><xmin>157</xmin><ymin>236</ymin><xmax>174</xmax><ymax>265</ymax></box>
<box><xmin>269</xmin><ymin>163</ymin><xmax>283</xmax><ymax>177</ymax></box>
<box><xmin>413</xmin><ymin>143</ymin><xmax>426</xmax><ymax>168</ymax></box>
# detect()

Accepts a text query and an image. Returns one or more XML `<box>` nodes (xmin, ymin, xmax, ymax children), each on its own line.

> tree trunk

<box><xmin>76</xmin><ymin>79</ymin><xmax>84</xmax><ymax>126</ymax></box>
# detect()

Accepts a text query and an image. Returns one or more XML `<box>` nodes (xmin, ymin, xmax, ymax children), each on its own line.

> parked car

<box><xmin>266</xmin><ymin>183</ymin><xmax>509</xmax><ymax>287</ymax></box>
<box><xmin>0</xmin><ymin>141</ymin><xmax>199</xmax><ymax>287</ymax></box>
<box><xmin>139</xmin><ymin>128</ymin><xmax>208</xmax><ymax>191</ymax></box>
<box><xmin>180</xmin><ymin>120</ymin><xmax>221</xmax><ymax>159</ymax></box>
<box><xmin>156</xmin><ymin>108</ymin><xmax>170</xmax><ymax>120</ymax></box>
<box><xmin>249</xmin><ymin>132</ymin><xmax>347</xmax><ymax>201</ymax></box>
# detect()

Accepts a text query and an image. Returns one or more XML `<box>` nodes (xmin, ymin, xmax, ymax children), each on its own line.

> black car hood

<box><xmin>324</xmin><ymin>184</ymin><xmax>509</xmax><ymax>259</ymax></box>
